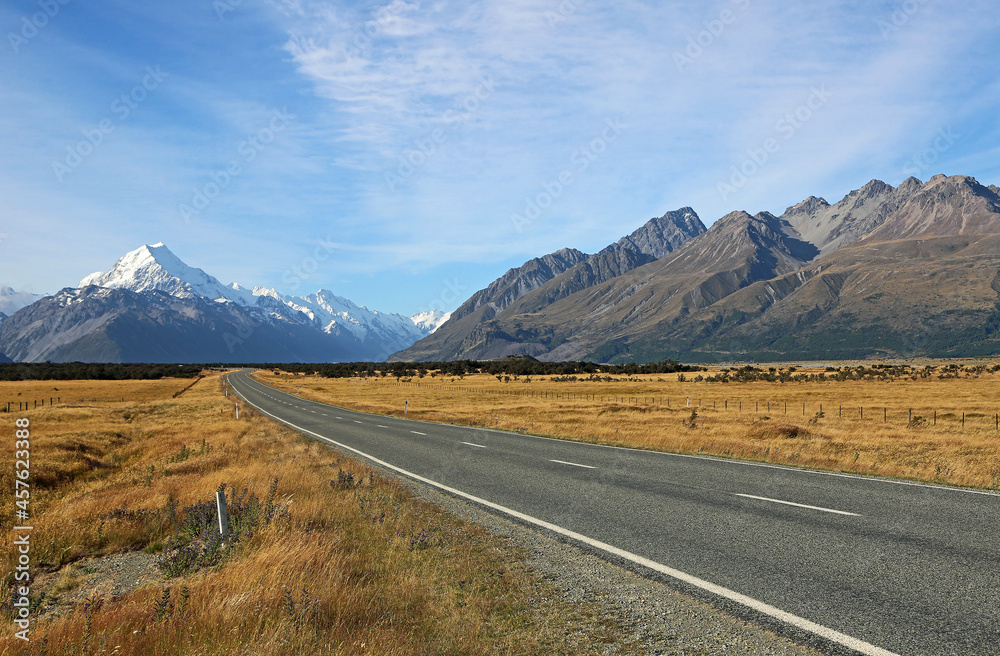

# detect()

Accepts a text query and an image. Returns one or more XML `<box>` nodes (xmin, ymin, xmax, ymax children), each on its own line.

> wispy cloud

<box><xmin>1</xmin><ymin>0</ymin><xmax>999</xmax><ymax>313</ymax></box>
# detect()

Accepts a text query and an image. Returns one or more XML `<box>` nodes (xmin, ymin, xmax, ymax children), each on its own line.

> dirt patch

<box><xmin>32</xmin><ymin>551</ymin><xmax>162</xmax><ymax>617</ymax></box>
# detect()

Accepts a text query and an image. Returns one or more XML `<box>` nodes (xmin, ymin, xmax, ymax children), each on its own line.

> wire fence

<box><xmin>361</xmin><ymin>379</ymin><xmax>1000</xmax><ymax>431</ymax></box>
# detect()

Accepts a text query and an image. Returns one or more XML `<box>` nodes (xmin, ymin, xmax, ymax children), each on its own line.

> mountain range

<box><xmin>393</xmin><ymin>174</ymin><xmax>1000</xmax><ymax>363</ymax></box>
<box><xmin>0</xmin><ymin>244</ymin><xmax>448</xmax><ymax>363</ymax></box>
<box><xmin>5</xmin><ymin>173</ymin><xmax>999</xmax><ymax>365</ymax></box>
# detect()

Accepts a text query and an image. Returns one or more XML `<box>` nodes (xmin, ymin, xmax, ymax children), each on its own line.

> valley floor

<box><xmin>256</xmin><ymin>360</ymin><xmax>1000</xmax><ymax>491</ymax></box>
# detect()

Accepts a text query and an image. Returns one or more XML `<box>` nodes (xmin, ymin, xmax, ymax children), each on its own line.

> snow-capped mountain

<box><xmin>1</xmin><ymin>243</ymin><xmax>448</xmax><ymax>363</ymax></box>
<box><xmin>0</xmin><ymin>286</ymin><xmax>45</xmax><ymax>316</ymax></box>
<box><xmin>80</xmin><ymin>242</ymin><xmax>258</xmax><ymax>305</ymax></box>
<box><xmin>411</xmin><ymin>310</ymin><xmax>451</xmax><ymax>334</ymax></box>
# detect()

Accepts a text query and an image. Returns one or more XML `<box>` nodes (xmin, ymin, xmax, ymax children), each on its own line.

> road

<box><xmin>227</xmin><ymin>370</ymin><xmax>1000</xmax><ymax>656</ymax></box>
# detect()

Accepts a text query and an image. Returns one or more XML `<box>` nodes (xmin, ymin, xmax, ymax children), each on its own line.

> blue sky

<box><xmin>2</xmin><ymin>0</ymin><xmax>999</xmax><ymax>316</ymax></box>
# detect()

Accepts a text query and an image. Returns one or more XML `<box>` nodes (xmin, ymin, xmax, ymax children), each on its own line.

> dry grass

<box><xmin>255</xmin><ymin>363</ymin><xmax>1000</xmax><ymax>490</ymax></box>
<box><xmin>0</xmin><ymin>373</ymin><xmax>630</xmax><ymax>656</ymax></box>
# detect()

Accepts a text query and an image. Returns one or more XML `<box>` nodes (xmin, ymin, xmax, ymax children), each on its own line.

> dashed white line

<box><xmin>550</xmin><ymin>459</ymin><xmax>596</xmax><ymax>469</ymax></box>
<box><xmin>411</xmin><ymin>431</ymin><xmax>427</xmax><ymax>436</ymax></box>
<box><xmin>461</xmin><ymin>441</ymin><xmax>487</xmax><ymax>448</ymax></box>
<box><xmin>354</xmin><ymin>420</ymin><xmax>363</xmax><ymax>424</ymax></box>
<box><xmin>735</xmin><ymin>494</ymin><xmax>860</xmax><ymax>517</ymax></box>
<box><xmin>377</xmin><ymin>425</ymin><xmax>388</xmax><ymax>428</ymax></box>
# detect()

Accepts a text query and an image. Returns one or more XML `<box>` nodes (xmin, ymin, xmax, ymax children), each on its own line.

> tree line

<box><xmin>0</xmin><ymin>363</ymin><xmax>203</xmax><ymax>381</ymax></box>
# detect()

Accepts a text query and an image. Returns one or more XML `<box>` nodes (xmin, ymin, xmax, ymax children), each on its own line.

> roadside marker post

<box><xmin>216</xmin><ymin>490</ymin><xmax>229</xmax><ymax>542</ymax></box>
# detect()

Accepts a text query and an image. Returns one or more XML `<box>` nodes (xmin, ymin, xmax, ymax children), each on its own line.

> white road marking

<box><xmin>736</xmin><ymin>494</ymin><xmax>860</xmax><ymax>517</ymax></box>
<box><xmin>550</xmin><ymin>459</ymin><xmax>596</xmax><ymax>469</ymax></box>
<box><xmin>230</xmin><ymin>379</ymin><xmax>902</xmax><ymax>656</ymax></box>
<box><xmin>411</xmin><ymin>431</ymin><xmax>426</xmax><ymax>435</ymax></box>
<box><xmin>377</xmin><ymin>425</ymin><xmax>388</xmax><ymax>428</ymax></box>
<box><xmin>354</xmin><ymin>420</ymin><xmax>363</xmax><ymax>424</ymax></box>
<box><xmin>462</xmin><ymin>442</ymin><xmax>487</xmax><ymax>448</ymax></box>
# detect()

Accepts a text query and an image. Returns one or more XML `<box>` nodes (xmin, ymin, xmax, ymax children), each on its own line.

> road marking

<box><xmin>550</xmin><ymin>459</ymin><xmax>596</xmax><ymax>469</ymax></box>
<box><xmin>335</xmin><ymin>416</ymin><xmax>343</xmax><ymax>420</ymax></box>
<box><xmin>229</xmin><ymin>376</ymin><xmax>901</xmax><ymax>656</ymax></box>
<box><xmin>377</xmin><ymin>425</ymin><xmax>388</xmax><ymax>428</ymax></box>
<box><xmin>354</xmin><ymin>420</ymin><xmax>363</xmax><ymax>424</ymax></box>
<box><xmin>736</xmin><ymin>494</ymin><xmax>860</xmax><ymax>517</ymax></box>
<box><xmin>462</xmin><ymin>442</ymin><xmax>487</xmax><ymax>448</ymax></box>
<box><xmin>411</xmin><ymin>431</ymin><xmax>427</xmax><ymax>435</ymax></box>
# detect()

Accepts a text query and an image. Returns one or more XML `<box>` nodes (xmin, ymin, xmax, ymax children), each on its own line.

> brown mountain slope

<box><xmin>398</xmin><ymin>174</ymin><xmax>1000</xmax><ymax>363</ymax></box>
<box><xmin>860</xmin><ymin>174</ymin><xmax>1000</xmax><ymax>242</ymax></box>
<box><xmin>418</xmin><ymin>210</ymin><xmax>817</xmax><ymax>361</ymax></box>
<box><xmin>393</xmin><ymin>209</ymin><xmax>706</xmax><ymax>360</ymax></box>
<box><xmin>780</xmin><ymin>177</ymin><xmax>922</xmax><ymax>255</ymax></box>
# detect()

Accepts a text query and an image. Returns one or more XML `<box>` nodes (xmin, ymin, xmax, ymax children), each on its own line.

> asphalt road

<box><xmin>227</xmin><ymin>370</ymin><xmax>1000</xmax><ymax>656</ymax></box>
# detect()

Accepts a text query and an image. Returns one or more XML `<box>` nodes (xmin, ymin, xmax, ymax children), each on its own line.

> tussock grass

<box><xmin>258</xmin><ymin>363</ymin><xmax>1000</xmax><ymax>489</ymax></box>
<box><xmin>1</xmin><ymin>373</ymin><xmax>627</xmax><ymax>656</ymax></box>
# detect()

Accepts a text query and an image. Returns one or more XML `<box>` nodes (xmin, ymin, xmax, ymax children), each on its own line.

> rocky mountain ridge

<box><xmin>393</xmin><ymin>174</ymin><xmax>1000</xmax><ymax>362</ymax></box>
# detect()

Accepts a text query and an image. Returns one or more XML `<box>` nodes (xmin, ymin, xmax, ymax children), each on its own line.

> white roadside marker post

<box><xmin>405</xmin><ymin>399</ymin><xmax>408</xmax><ymax>414</ymax></box>
<box><xmin>216</xmin><ymin>490</ymin><xmax>229</xmax><ymax>544</ymax></box>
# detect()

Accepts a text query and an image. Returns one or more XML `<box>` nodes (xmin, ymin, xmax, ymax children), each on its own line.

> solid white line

<box><xmin>462</xmin><ymin>441</ymin><xmax>487</xmax><ymax>448</ymax></box>
<box><xmin>736</xmin><ymin>494</ymin><xmax>860</xmax><ymax>517</ymax></box>
<box><xmin>228</xmin><ymin>376</ymin><xmax>901</xmax><ymax>656</ymax></box>
<box><xmin>550</xmin><ymin>459</ymin><xmax>596</xmax><ymax>469</ymax></box>
<box><xmin>411</xmin><ymin>430</ymin><xmax>427</xmax><ymax>435</ymax></box>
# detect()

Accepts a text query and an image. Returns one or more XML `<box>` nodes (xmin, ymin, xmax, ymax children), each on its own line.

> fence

<box><xmin>361</xmin><ymin>379</ymin><xmax>1000</xmax><ymax>431</ymax></box>
<box><xmin>3</xmin><ymin>397</ymin><xmax>61</xmax><ymax>412</ymax></box>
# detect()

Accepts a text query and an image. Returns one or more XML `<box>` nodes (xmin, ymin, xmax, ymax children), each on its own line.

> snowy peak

<box><xmin>0</xmin><ymin>286</ymin><xmax>45</xmax><ymax>316</ymax></box>
<box><xmin>70</xmin><ymin>243</ymin><xmax>445</xmax><ymax>361</ymax></box>
<box><xmin>411</xmin><ymin>310</ymin><xmax>451</xmax><ymax>334</ymax></box>
<box><xmin>81</xmin><ymin>243</ymin><xmax>254</xmax><ymax>304</ymax></box>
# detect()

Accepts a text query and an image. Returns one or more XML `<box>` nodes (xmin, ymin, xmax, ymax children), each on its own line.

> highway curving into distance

<box><xmin>227</xmin><ymin>369</ymin><xmax>999</xmax><ymax>656</ymax></box>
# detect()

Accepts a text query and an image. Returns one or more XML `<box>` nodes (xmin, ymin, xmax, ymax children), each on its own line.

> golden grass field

<box><xmin>0</xmin><ymin>373</ymin><xmax>629</xmax><ymax>656</ymax></box>
<box><xmin>254</xmin><ymin>362</ymin><xmax>1000</xmax><ymax>490</ymax></box>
